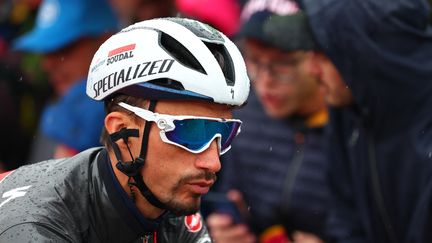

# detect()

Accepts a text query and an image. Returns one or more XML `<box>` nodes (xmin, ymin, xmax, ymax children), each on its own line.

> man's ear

<box><xmin>307</xmin><ymin>51</ymin><xmax>326</xmax><ymax>78</ymax></box>
<box><xmin>105</xmin><ymin>111</ymin><xmax>129</xmax><ymax>135</ymax></box>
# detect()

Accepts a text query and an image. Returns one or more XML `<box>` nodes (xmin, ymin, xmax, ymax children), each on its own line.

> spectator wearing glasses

<box><xmin>0</xmin><ymin>18</ymin><xmax>250</xmax><ymax>242</ymax></box>
<box><xmin>205</xmin><ymin>0</ymin><xmax>330</xmax><ymax>242</ymax></box>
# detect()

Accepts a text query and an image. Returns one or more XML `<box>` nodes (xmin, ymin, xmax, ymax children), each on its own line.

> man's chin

<box><xmin>325</xmin><ymin>96</ymin><xmax>346</xmax><ymax>107</ymax></box>
<box><xmin>165</xmin><ymin>197</ymin><xmax>201</xmax><ymax>216</ymax></box>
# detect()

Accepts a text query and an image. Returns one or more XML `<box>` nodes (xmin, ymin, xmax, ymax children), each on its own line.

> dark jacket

<box><xmin>302</xmin><ymin>0</ymin><xmax>432</xmax><ymax>242</ymax></box>
<box><xmin>214</xmin><ymin>91</ymin><xmax>330</xmax><ymax>238</ymax></box>
<box><xmin>0</xmin><ymin>148</ymin><xmax>211</xmax><ymax>243</ymax></box>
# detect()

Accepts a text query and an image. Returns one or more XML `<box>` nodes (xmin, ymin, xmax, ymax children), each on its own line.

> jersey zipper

<box><xmin>142</xmin><ymin>231</ymin><xmax>157</xmax><ymax>243</ymax></box>
<box><xmin>280</xmin><ymin>131</ymin><xmax>305</xmax><ymax>209</ymax></box>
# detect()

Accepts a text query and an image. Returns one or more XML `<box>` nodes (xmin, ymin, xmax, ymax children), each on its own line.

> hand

<box><xmin>292</xmin><ymin>231</ymin><xmax>324</xmax><ymax>243</ymax></box>
<box><xmin>226</xmin><ymin>189</ymin><xmax>250</xmax><ymax>218</ymax></box>
<box><xmin>206</xmin><ymin>213</ymin><xmax>256</xmax><ymax>243</ymax></box>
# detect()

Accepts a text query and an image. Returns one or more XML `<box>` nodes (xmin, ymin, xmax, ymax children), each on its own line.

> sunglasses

<box><xmin>118</xmin><ymin>102</ymin><xmax>242</xmax><ymax>155</ymax></box>
<box><xmin>244</xmin><ymin>53</ymin><xmax>306</xmax><ymax>84</ymax></box>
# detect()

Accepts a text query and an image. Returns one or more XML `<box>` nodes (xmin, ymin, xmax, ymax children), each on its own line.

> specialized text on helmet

<box><xmin>92</xmin><ymin>59</ymin><xmax>175</xmax><ymax>98</ymax></box>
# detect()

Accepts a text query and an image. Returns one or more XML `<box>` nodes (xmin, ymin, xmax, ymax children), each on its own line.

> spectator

<box><xmin>13</xmin><ymin>0</ymin><xmax>118</xmax><ymax>161</ymax></box>
<box><xmin>175</xmin><ymin>0</ymin><xmax>242</xmax><ymax>38</ymax></box>
<box><xmin>109</xmin><ymin>0</ymin><xmax>176</xmax><ymax>28</ymax></box>
<box><xmin>300</xmin><ymin>0</ymin><xmax>432</xmax><ymax>242</ymax></box>
<box><xmin>205</xmin><ymin>0</ymin><xmax>330</xmax><ymax>242</ymax></box>
<box><xmin>0</xmin><ymin>0</ymin><xmax>49</xmax><ymax>170</ymax></box>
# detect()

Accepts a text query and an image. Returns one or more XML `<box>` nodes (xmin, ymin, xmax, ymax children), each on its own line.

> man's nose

<box><xmin>256</xmin><ymin>66</ymin><xmax>274</xmax><ymax>85</ymax></box>
<box><xmin>251</xmin><ymin>63</ymin><xmax>278</xmax><ymax>86</ymax></box>
<box><xmin>194</xmin><ymin>140</ymin><xmax>221</xmax><ymax>173</ymax></box>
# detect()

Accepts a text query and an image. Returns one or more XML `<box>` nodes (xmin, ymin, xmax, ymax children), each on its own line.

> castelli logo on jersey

<box><xmin>107</xmin><ymin>44</ymin><xmax>136</xmax><ymax>65</ymax></box>
<box><xmin>184</xmin><ymin>213</ymin><xmax>203</xmax><ymax>233</ymax></box>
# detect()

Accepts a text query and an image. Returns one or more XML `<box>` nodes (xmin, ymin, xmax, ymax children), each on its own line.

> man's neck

<box><xmin>108</xmin><ymin>152</ymin><xmax>166</xmax><ymax>219</ymax></box>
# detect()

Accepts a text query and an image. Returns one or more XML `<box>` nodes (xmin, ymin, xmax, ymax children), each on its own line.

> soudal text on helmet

<box><xmin>107</xmin><ymin>43</ymin><xmax>136</xmax><ymax>66</ymax></box>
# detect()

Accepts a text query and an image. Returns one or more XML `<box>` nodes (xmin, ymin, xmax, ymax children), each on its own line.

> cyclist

<box><xmin>0</xmin><ymin>17</ymin><xmax>250</xmax><ymax>242</ymax></box>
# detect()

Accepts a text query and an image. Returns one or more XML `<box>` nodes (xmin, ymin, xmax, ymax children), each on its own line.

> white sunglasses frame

<box><xmin>118</xmin><ymin>102</ymin><xmax>242</xmax><ymax>154</ymax></box>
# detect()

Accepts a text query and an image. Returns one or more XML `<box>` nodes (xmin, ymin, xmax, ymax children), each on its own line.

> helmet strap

<box><xmin>109</xmin><ymin>100</ymin><xmax>166</xmax><ymax>209</ymax></box>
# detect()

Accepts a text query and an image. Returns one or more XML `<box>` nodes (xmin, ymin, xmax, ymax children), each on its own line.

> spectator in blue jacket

<box><xmin>300</xmin><ymin>0</ymin><xmax>432</xmax><ymax>242</ymax></box>
<box><xmin>205</xmin><ymin>0</ymin><xmax>330</xmax><ymax>242</ymax></box>
<box><xmin>13</xmin><ymin>0</ymin><xmax>118</xmax><ymax>161</ymax></box>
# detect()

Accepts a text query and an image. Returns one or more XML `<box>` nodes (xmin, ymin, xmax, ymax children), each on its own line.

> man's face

<box><xmin>109</xmin><ymin>0</ymin><xmax>174</xmax><ymax>22</ymax></box>
<box><xmin>42</xmin><ymin>38</ymin><xmax>99</xmax><ymax>95</ymax></box>
<box><xmin>318</xmin><ymin>56</ymin><xmax>354</xmax><ymax>107</ymax></box>
<box><xmin>133</xmin><ymin>100</ymin><xmax>231</xmax><ymax>215</ymax></box>
<box><xmin>135</xmin><ymin>0</ymin><xmax>174</xmax><ymax>21</ymax></box>
<box><xmin>243</xmin><ymin>39</ymin><xmax>324</xmax><ymax>118</ymax></box>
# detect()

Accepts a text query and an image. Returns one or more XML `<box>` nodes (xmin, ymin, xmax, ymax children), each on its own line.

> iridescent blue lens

<box><xmin>165</xmin><ymin>119</ymin><xmax>241</xmax><ymax>153</ymax></box>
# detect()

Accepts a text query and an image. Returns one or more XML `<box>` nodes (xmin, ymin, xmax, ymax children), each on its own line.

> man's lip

<box><xmin>187</xmin><ymin>180</ymin><xmax>214</xmax><ymax>187</ymax></box>
<box><xmin>188</xmin><ymin>181</ymin><xmax>214</xmax><ymax>194</ymax></box>
<box><xmin>260</xmin><ymin>94</ymin><xmax>281</xmax><ymax>106</ymax></box>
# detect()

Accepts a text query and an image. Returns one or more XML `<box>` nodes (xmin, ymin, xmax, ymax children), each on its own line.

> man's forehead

<box><xmin>153</xmin><ymin>100</ymin><xmax>233</xmax><ymax>117</ymax></box>
<box><xmin>245</xmin><ymin>38</ymin><xmax>308</xmax><ymax>59</ymax></box>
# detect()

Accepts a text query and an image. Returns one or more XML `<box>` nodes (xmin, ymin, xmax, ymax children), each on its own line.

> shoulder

<box><xmin>0</xmin><ymin>148</ymin><xmax>103</xmax><ymax>237</ymax></box>
<box><xmin>0</xmin><ymin>222</ymin><xmax>75</xmax><ymax>242</ymax></box>
<box><xmin>0</xmin><ymin>148</ymin><xmax>101</xmax><ymax>190</ymax></box>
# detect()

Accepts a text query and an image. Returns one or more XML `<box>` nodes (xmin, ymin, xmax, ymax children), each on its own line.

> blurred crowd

<box><xmin>1</xmin><ymin>0</ymin><xmax>432</xmax><ymax>243</ymax></box>
<box><xmin>0</xmin><ymin>0</ymin><xmax>49</xmax><ymax>171</ymax></box>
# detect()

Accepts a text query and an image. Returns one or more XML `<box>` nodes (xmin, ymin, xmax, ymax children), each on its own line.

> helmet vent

<box><xmin>165</xmin><ymin>17</ymin><xmax>224</xmax><ymax>43</ymax></box>
<box><xmin>148</xmin><ymin>78</ymin><xmax>185</xmax><ymax>90</ymax></box>
<box><xmin>205</xmin><ymin>42</ymin><xmax>235</xmax><ymax>86</ymax></box>
<box><xmin>159</xmin><ymin>32</ymin><xmax>206</xmax><ymax>74</ymax></box>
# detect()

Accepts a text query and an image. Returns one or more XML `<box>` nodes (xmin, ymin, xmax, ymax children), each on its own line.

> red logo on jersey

<box><xmin>184</xmin><ymin>213</ymin><xmax>203</xmax><ymax>233</ymax></box>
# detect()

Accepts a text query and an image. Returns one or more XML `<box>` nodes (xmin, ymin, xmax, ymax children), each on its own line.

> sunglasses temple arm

<box><xmin>118</xmin><ymin>102</ymin><xmax>159</xmax><ymax>122</ymax></box>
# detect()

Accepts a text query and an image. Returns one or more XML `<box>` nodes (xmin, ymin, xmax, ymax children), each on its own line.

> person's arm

<box><xmin>0</xmin><ymin>223</ymin><xmax>74</xmax><ymax>242</ymax></box>
<box><xmin>325</xmin><ymin>170</ymin><xmax>366</xmax><ymax>243</ymax></box>
<box><xmin>324</xmin><ymin>109</ymin><xmax>366</xmax><ymax>243</ymax></box>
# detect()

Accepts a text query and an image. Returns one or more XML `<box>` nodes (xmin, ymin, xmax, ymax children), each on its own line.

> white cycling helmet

<box><xmin>86</xmin><ymin>17</ymin><xmax>250</xmax><ymax>106</ymax></box>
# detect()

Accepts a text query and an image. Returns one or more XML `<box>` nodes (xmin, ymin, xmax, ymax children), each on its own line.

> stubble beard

<box><xmin>165</xmin><ymin>194</ymin><xmax>201</xmax><ymax>216</ymax></box>
<box><xmin>163</xmin><ymin>171</ymin><xmax>217</xmax><ymax>216</ymax></box>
